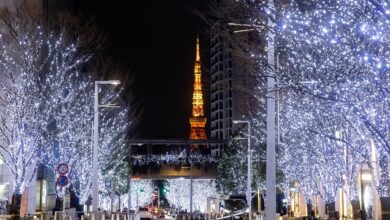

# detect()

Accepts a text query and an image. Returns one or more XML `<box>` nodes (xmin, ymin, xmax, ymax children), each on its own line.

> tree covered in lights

<box><xmin>129</xmin><ymin>180</ymin><xmax>154</xmax><ymax>210</ymax></box>
<box><xmin>0</xmin><ymin>5</ymin><xmax>66</xmax><ymax>211</ymax></box>
<box><xmin>100</xmin><ymin>130</ymin><xmax>132</xmax><ymax>207</ymax></box>
<box><xmin>99</xmin><ymin>179</ymin><xmax>154</xmax><ymax>211</ymax></box>
<box><xmin>217</xmin><ymin>140</ymin><xmax>248</xmax><ymax>194</ymax></box>
<box><xmin>49</xmin><ymin>81</ymin><xmax>130</xmax><ymax>204</ymax></box>
<box><xmin>216</xmin><ymin>139</ymin><xmax>266</xmax><ymax>196</ymax></box>
<box><xmin>165</xmin><ymin>179</ymin><xmax>217</xmax><ymax>213</ymax></box>
<box><xmin>231</xmin><ymin>0</ymin><xmax>390</xmax><ymax>201</ymax></box>
<box><xmin>214</xmin><ymin>0</ymin><xmax>389</xmax><ymax>204</ymax></box>
<box><xmin>274</xmin><ymin>0</ymin><xmax>390</xmax><ymax>200</ymax></box>
<box><xmin>0</xmin><ymin>4</ymin><xmax>133</xmax><ymax>212</ymax></box>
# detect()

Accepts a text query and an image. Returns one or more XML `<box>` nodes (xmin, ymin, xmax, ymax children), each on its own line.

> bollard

<box><xmin>116</xmin><ymin>213</ymin><xmax>120</xmax><ymax>220</ymax></box>
<box><xmin>111</xmin><ymin>213</ymin><xmax>115</xmax><ymax>220</ymax></box>
<box><xmin>81</xmin><ymin>215</ymin><xmax>84</xmax><ymax>220</ymax></box>
<box><xmin>101</xmin><ymin>213</ymin><xmax>105</xmax><ymax>220</ymax></box>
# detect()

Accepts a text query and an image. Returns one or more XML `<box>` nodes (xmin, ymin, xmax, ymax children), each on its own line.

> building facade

<box><xmin>210</xmin><ymin>18</ymin><xmax>261</xmax><ymax>155</ymax></box>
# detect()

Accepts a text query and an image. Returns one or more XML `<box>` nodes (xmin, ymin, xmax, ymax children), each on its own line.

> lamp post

<box><xmin>265</xmin><ymin>1</ymin><xmax>277</xmax><ymax>220</ymax></box>
<box><xmin>229</xmin><ymin>2</ymin><xmax>277</xmax><ymax>219</ymax></box>
<box><xmin>233</xmin><ymin>120</ymin><xmax>252</xmax><ymax>220</ymax></box>
<box><xmin>228</xmin><ymin>1</ymin><xmax>276</xmax><ymax>219</ymax></box>
<box><xmin>92</xmin><ymin>80</ymin><xmax>121</xmax><ymax>212</ymax></box>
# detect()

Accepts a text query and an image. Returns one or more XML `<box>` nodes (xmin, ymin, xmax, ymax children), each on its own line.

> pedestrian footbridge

<box><xmin>129</xmin><ymin>139</ymin><xmax>226</xmax><ymax>179</ymax></box>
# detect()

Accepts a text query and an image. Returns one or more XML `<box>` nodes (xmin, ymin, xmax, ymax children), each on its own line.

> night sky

<box><xmin>77</xmin><ymin>1</ymin><xmax>210</xmax><ymax>138</ymax></box>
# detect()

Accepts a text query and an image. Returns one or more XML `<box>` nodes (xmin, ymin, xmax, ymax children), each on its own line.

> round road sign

<box><xmin>57</xmin><ymin>163</ymin><xmax>69</xmax><ymax>175</ymax></box>
<box><xmin>57</xmin><ymin>175</ymin><xmax>69</xmax><ymax>187</ymax></box>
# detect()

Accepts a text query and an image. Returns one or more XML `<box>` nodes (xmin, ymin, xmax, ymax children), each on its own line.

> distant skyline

<box><xmin>79</xmin><ymin>0</ymin><xmax>210</xmax><ymax>138</ymax></box>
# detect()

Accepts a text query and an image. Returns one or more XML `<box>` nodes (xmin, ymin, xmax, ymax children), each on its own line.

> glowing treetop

<box><xmin>189</xmin><ymin>35</ymin><xmax>207</xmax><ymax>140</ymax></box>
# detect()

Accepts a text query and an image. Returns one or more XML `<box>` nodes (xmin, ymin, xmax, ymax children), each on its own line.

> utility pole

<box><xmin>265</xmin><ymin>0</ymin><xmax>276</xmax><ymax>220</ymax></box>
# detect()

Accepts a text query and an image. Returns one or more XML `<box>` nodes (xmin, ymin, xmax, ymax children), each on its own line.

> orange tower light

<box><xmin>189</xmin><ymin>35</ymin><xmax>207</xmax><ymax>142</ymax></box>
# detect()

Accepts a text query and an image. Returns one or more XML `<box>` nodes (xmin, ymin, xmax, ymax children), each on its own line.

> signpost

<box><xmin>57</xmin><ymin>163</ymin><xmax>69</xmax><ymax>220</ymax></box>
<box><xmin>56</xmin><ymin>176</ymin><xmax>69</xmax><ymax>187</ymax></box>
<box><xmin>57</xmin><ymin>163</ymin><xmax>69</xmax><ymax>175</ymax></box>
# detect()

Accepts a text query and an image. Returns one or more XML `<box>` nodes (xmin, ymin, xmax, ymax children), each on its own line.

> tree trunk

<box><xmin>119</xmin><ymin>195</ymin><xmax>121</xmax><ymax>211</ymax></box>
<box><xmin>9</xmin><ymin>193</ymin><xmax>22</xmax><ymax>217</ymax></box>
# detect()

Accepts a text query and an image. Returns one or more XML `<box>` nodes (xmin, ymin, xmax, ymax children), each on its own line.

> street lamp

<box><xmin>92</xmin><ymin>80</ymin><xmax>121</xmax><ymax>212</ymax></box>
<box><xmin>227</xmin><ymin>2</ymin><xmax>276</xmax><ymax>219</ymax></box>
<box><xmin>233</xmin><ymin>120</ymin><xmax>252</xmax><ymax>220</ymax></box>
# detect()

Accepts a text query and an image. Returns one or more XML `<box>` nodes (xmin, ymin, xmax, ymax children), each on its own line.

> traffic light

<box><xmin>161</xmin><ymin>187</ymin><xmax>169</xmax><ymax>194</ymax></box>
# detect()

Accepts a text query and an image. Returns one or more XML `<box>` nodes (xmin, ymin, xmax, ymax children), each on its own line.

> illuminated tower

<box><xmin>189</xmin><ymin>35</ymin><xmax>207</xmax><ymax>141</ymax></box>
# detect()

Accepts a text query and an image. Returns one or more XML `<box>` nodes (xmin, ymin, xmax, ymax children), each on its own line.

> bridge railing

<box><xmin>132</xmin><ymin>153</ymin><xmax>219</xmax><ymax>175</ymax></box>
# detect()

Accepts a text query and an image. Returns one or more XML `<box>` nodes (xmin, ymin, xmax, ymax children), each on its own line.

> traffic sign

<box><xmin>57</xmin><ymin>163</ymin><xmax>69</xmax><ymax>175</ymax></box>
<box><xmin>56</xmin><ymin>175</ymin><xmax>69</xmax><ymax>187</ymax></box>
